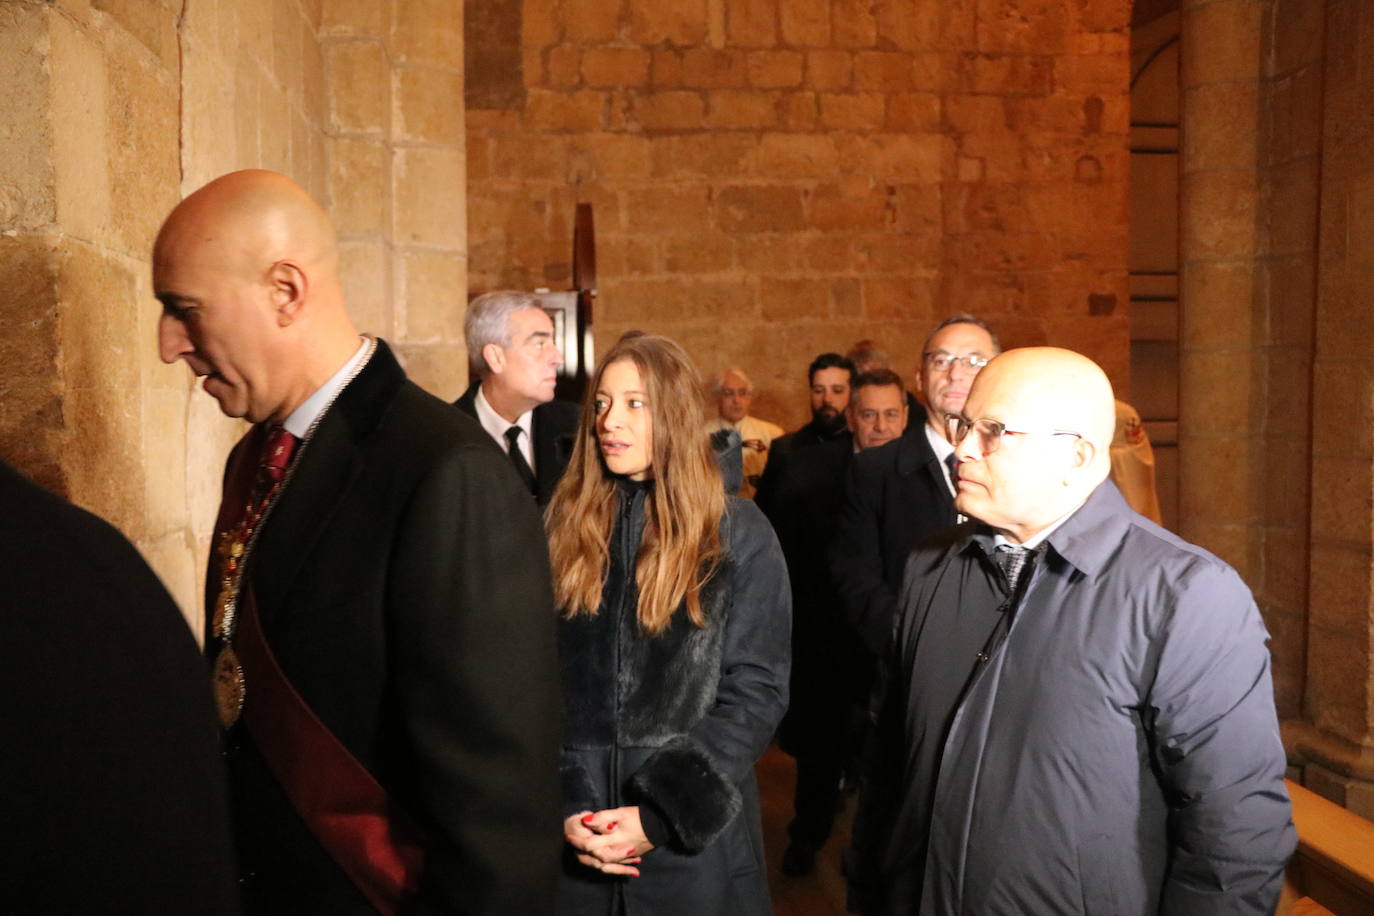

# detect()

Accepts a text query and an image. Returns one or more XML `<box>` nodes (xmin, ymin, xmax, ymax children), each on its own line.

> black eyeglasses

<box><xmin>923</xmin><ymin>351</ymin><xmax>991</xmax><ymax>372</ymax></box>
<box><xmin>946</xmin><ymin>416</ymin><xmax>1083</xmax><ymax>455</ymax></box>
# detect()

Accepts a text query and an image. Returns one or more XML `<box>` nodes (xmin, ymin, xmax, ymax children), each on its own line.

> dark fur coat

<box><xmin>556</xmin><ymin>479</ymin><xmax>791</xmax><ymax>915</ymax></box>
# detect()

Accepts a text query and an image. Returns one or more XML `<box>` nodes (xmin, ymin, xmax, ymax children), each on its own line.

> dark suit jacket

<box><xmin>829</xmin><ymin>425</ymin><xmax>957</xmax><ymax>656</ymax></box>
<box><xmin>753</xmin><ymin>419</ymin><xmax>849</xmax><ymax>508</ymax></box>
<box><xmin>756</xmin><ymin>436</ymin><xmax>866</xmax><ymax>754</ymax></box>
<box><xmin>455</xmin><ymin>381</ymin><xmax>580</xmax><ymax>507</ymax></box>
<box><xmin>0</xmin><ymin>461</ymin><xmax>239</xmax><ymax>914</ymax></box>
<box><xmin>219</xmin><ymin>341</ymin><xmax>561</xmax><ymax>914</ymax></box>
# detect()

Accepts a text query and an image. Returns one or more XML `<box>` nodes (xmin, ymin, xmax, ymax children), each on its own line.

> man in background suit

<box><xmin>455</xmin><ymin>290</ymin><xmax>579</xmax><ymax>507</ymax></box>
<box><xmin>831</xmin><ymin>315</ymin><xmax>999</xmax><ymax>657</ymax></box>
<box><xmin>761</xmin><ymin>369</ymin><xmax>909</xmax><ymax>877</ymax></box>
<box><xmin>0</xmin><ymin>459</ymin><xmax>239</xmax><ymax>914</ymax></box>
<box><xmin>154</xmin><ymin>170</ymin><xmax>560</xmax><ymax>914</ymax></box>
<box><xmin>755</xmin><ymin>352</ymin><xmax>855</xmax><ymax>506</ymax></box>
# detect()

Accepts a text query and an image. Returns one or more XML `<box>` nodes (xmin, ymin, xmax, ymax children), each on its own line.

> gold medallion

<box><xmin>213</xmin><ymin>644</ymin><xmax>246</xmax><ymax>728</ymax></box>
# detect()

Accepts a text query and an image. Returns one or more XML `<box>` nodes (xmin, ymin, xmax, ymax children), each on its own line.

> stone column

<box><xmin>1287</xmin><ymin>0</ymin><xmax>1374</xmax><ymax>816</ymax></box>
<box><xmin>1177</xmin><ymin>0</ymin><xmax>1324</xmax><ymax>722</ymax></box>
<box><xmin>1177</xmin><ymin>0</ymin><xmax>1266</xmax><ymax>583</ymax></box>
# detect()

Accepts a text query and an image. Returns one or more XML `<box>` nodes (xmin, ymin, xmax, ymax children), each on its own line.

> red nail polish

<box><xmin>606</xmin><ymin>823</ymin><xmax>618</xmax><ymax>832</ymax></box>
<box><xmin>624</xmin><ymin>846</ymin><xmax>637</xmax><ymax>857</ymax></box>
<box><xmin>581</xmin><ymin>814</ymin><xmax>595</xmax><ymax>825</ymax></box>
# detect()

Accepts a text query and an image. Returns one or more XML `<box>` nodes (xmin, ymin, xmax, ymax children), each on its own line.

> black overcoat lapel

<box><xmin>249</xmin><ymin>345</ymin><xmax>403</xmax><ymax>622</ymax></box>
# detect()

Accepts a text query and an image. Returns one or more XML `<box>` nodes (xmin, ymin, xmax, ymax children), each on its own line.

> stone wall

<box><xmin>466</xmin><ymin>0</ymin><xmax>1132</xmax><ymax>429</ymax></box>
<box><xmin>0</xmin><ymin>0</ymin><xmax>191</xmax><ymax>609</ymax></box>
<box><xmin>1256</xmin><ymin>0</ymin><xmax>1324</xmax><ymax>724</ymax></box>
<box><xmin>1294</xmin><ymin>0</ymin><xmax>1374</xmax><ymax>814</ymax></box>
<box><xmin>0</xmin><ymin>0</ymin><xmax>466</xmax><ymax>630</ymax></box>
<box><xmin>1178</xmin><ymin>0</ymin><xmax>1312</xmax><ymax>717</ymax></box>
<box><xmin>1176</xmin><ymin>0</ymin><xmax>1374</xmax><ymax>816</ymax></box>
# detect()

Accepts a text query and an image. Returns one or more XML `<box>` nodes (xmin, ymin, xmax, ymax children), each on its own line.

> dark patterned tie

<box><xmin>995</xmin><ymin>544</ymin><xmax>1032</xmax><ymax>592</ymax></box>
<box><xmin>945</xmin><ymin>452</ymin><xmax>959</xmax><ymax>491</ymax></box>
<box><xmin>504</xmin><ymin>425</ymin><xmax>537</xmax><ymax>495</ymax></box>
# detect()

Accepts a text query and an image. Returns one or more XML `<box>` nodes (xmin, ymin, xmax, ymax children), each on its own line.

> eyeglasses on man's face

<box><xmin>923</xmin><ymin>351</ymin><xmax>991</xmax><ymax>373</ymax></box>
<box><xmin>946</xmin><ymin>415</ymin><xmax>1083</xmax><ymax>456</ymax></box>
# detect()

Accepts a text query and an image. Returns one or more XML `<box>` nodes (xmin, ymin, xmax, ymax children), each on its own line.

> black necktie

<box><xmin>504</xmin><ymin>426</ymin><xmax>537</xmax><ymax>495</ymax></box>
<box><xmin>945</xmin><ymin>452</ymin><xmax>959</xmax><ymax>491</ymax></box>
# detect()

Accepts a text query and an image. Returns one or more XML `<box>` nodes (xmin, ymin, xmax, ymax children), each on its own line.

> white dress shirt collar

<box><xmin>282</xmin><ymin>337</ymin><xmax>373</xmax><ymax>439</ymax></box>
<box><xmin>474</xmin><ymin>383</ymin><xmax>535</xmax><ymax>469</ymax></box>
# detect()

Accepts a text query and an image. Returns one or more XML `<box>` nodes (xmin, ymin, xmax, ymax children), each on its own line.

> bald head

<box><xmin>154</xmin><ymin>170</ymin><xmax>360</xmax><ymax>424</ymax></box>
<box><xmin>951</xmin><ymin>347</ymin><xmax>1115</xmax><ymax>542</ymax></box>
<box><xmin>155</xmin><ymin>170</ymin><xmax>340</xmax><ymax>288</ymax></box>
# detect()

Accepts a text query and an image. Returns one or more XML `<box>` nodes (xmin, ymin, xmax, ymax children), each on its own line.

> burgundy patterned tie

<box><xmin>260</xmin><ymin>426</ymin><xmax>299</xmax><ymax>489</ymax></box>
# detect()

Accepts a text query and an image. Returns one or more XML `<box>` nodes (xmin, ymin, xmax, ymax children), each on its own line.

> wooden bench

<box><xmin>1279</xmin><ymin>779</ymin><xmax>1374</xmax><ymax>916</ymax></box>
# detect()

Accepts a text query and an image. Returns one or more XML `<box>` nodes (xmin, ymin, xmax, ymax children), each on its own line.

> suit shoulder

<box><xmin>0</xmin><ymin>463</ymin><xmax>185</xmax><ymax>635</ymax></box>
<box><xmin>1</xmin><ymin>464</ymin><xmax>141</xmax><ymax>566</ymax></box>
<box><xmin>852</xmin><ymin>437</ymin><xmax>902</xmax><ymax>474</ymax></box>
<box><xmin>388</xmin><ymin>381</ymin><xmax>504</xmax><ymax>456</ymax></box>
<box><xmin>786</xmin><ymin>436</ymin><xmax>849</xmax><ymax>477</ymax></box>
<box><xmin>535</xmin><ymin>398</ymin><xmax>581</xmax><ymax>432</ymax></box>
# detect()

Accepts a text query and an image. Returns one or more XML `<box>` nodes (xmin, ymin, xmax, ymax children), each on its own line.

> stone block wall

<box><xmin>0</xmin><ymin>0</ymin><xmax>466</xmax><ymax>629</ymax></box>
<box><xmin>0</xmin><ymin>0</ymin><xmax>190</xmax><ymax>605</ymax></box>
<box><xmin>1293</xmin><ymin>0</ymin><xmax>1374</xmax><ymax>817</ymax></box>
<box><xmin>1178</xmin><ymin>0</ymin><xmax>1314</xmax><ymax>716</ymax></box>
<box><xmin>1176</xmin><ymin>0</ymin><xmax>1374</xmax><ymax>817</ymax></box>
<box><xmin>1255</xmin><ymin>0</ymin><xmax>1325</xmax><ymax>723</ymax></box>
<box><xmin>323</xmin><ymin>0</ymin><xmax>468</xmax><ymax>396</ymax></box>
<box><xmin>466</xmin><ymin>0</ymin><xmax>1132</xmax><ymax>429</ymax></box>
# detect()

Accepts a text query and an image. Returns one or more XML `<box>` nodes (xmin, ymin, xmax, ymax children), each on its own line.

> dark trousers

<box><xmin>787</xmin><ymin>743</ymin><xmax>845</xmax><ymax>850</ymax></box>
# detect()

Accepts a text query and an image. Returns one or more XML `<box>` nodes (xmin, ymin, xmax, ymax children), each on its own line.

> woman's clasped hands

<box><xmin>563</xmin><ymin>806</ymin><xmax>655</xmax><ymax>878</ymax></box>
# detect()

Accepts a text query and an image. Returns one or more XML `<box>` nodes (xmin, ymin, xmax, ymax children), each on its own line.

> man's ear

<box><xmin>482</xmin><ymin>342</ymin><xmax>506</xmax><ymax>376</ymax></box>
<box><xmin>1069</xmin><ymin>438</ymin><xmax>1098</xmax><ymax>477</ymax></box>
<box><xmin>846</xmin><ymin>405</ymin><xmax>860</xmax><ymax>435</ymax></box>
<box><xmin>268</xmin><ymin>260</ymin><xmax>307</xmax><ymax>326</ymax></box>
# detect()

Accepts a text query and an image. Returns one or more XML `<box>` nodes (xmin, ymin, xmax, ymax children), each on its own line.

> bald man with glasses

<box><xmin>847</xmin><ymin>347</ymin><xmax>1294</xmax><ymax>916</ymax></box>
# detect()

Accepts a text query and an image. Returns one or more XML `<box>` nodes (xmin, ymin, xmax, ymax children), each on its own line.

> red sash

<box><xmin>216</xmin><ymin>428</ymin><xmax>427</xmax><ymax>914</ymax></box>
<box><xmin>236</xmin><ymin>587</ymin><xmax>426</xmax><ymax>914</ymax></box>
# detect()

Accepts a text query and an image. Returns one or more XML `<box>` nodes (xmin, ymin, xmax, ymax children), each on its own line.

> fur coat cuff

<box><xmin>625</xmin><ymin>737</ymin><xmax>741</xmax><ymax>852</ymax></box>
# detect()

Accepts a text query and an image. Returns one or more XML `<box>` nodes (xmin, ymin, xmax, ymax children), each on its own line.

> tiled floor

<box><xmin>758</xmin><ymin>744</ymin><xmax>854</xmax><ymax>916</ymax></box>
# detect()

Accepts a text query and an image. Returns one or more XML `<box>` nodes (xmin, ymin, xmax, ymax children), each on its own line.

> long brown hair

<box><xmin>546</xmin><ymin>333</ymin><xmax>725</xmax><ymax>635</ymax></box>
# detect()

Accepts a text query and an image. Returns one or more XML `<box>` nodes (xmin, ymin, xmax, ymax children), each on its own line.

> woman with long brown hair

<box><xmin>548</xmin><ymin>333</ymin><xmax>791</xmax><ymax>915</ymax></box>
